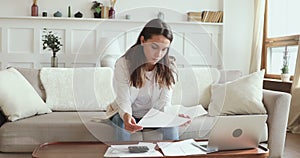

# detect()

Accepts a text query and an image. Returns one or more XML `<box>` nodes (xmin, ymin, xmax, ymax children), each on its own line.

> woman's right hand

<box><xmin>123</xmin><ymin>113</ymin><xmax>143</xmax><ymax>133</ymax></box>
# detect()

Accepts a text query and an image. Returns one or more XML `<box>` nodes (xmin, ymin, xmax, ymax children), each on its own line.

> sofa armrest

<box><xmin>263</xmin><ymin>89</ymin><xmax>291</xmax><ymax>158</ymax></box>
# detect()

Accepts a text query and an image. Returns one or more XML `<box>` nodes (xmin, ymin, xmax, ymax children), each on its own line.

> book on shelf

<box><xmin>187</xmin><ymin>12</ymin><xmax>202</xmax><ymax>22</ymax></box>
<box><xmin>187</xmin><ymin>10</ymin><xmax>223</xmax><ymax>23</ymax></box>
<box><xmin>201</xmin><ymin>11</ymin><xmax>208</xmax><ymax>22</ymax></box>
<box><xmin>218</xmin><ymin>11</ymin><xmax>223</xmax><ymax>22</ymax></box>
<box><xmin>201</xmin><ymin>10</ymin><xmax>223</xmax><ymax>23</ymax></box>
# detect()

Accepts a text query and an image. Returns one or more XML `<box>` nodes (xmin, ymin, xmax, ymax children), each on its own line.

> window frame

<box><xmin>262</xmin><ymin>35</ymin><xmax>299</xmax><ymax>80</ymax></box>
<box><xmin>261</xmin><ymin>0</ymin><xmax>299</xmax><ymax>80</ymax></box>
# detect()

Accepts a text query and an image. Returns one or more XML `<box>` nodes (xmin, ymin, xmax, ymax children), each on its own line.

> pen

<box><xmin>191</xmin><ymin>142</ymin><xmax>207</xmax><ymax>152</ymax></box>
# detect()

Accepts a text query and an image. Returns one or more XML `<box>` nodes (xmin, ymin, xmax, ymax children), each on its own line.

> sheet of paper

<box><xmin>157</xmin><ymin>139</ymin><xmax>207</xmax><ymax>156</ymax></box>
<box><xmin>164</xmin><ymin>104</ymin><xmax>208</xmax><ymax>119</ymax></box>
<box><xmin>137</xmin><ymin>108</ymin><xmax>190</xmax><ymax>128</ymax></box>
<box><xmin>104</xmin><ymin>142</ymin><xmax>163</xmax><ymax>157</ymax></box>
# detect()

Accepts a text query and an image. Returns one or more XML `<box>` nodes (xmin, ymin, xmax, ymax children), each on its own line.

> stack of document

<box><xmin>157</xmin><ymin>139</ymin><xmax>207</xmax><ymax>156</ymax></box>
<box><xmin>104</xmin><ymin>139</ymin><xmax>207</xmax><ymax>157</ymax></box>
<box><xmin>104</xmin><ymin>142</ymin><xmax>163</xmax><ymax>157</ymax></box>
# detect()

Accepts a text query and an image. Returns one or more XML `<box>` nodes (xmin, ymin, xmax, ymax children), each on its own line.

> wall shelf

<box><xmin>0</xmin><ymin>16</ymin><xmax>223</xmax><ymax>26</ymax></box>
<box><xmin>0</xmin><ymin>16</ymin><xmax>223</xmax><ymax>69</ymax></box>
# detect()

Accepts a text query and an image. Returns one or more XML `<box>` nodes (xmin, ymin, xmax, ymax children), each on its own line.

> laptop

<box><xmin>192</xmin><ymin>114</ymin><xmax>268</xmax><ymax>153</ymax></box>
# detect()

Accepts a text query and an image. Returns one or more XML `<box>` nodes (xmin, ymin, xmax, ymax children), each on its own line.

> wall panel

<box><xmin>8</xmin><ymin>28</ymin><xmax>34</xmax><ymax>54</ymax></box>
<box><xmin>185</xmin><ymin>33</ymin><xmax>212</xmax><ymax>66</ymax></box>
<box><xmin>71</xmin><ymin>29</ymin><xmax>96</xmax><ymax>55</ymax></box>
<box><xmin>0</xmin><ymin>17</ymin><xmax>222</xmax><ymax>69</ymax></box>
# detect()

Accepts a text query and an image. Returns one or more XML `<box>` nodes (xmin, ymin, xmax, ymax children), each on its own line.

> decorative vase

<box><xmin>74</xmin><ymin>12</ymin><xmax>83</xmax><ymax>18</ymax></box>
<box><xmin>53</xmin><ymin>11</ymin><xmax>62</xmax><ymax>17</ymax></box>
<box><xmin>109</xmin><ymin>7</ymin><xmax>115</xmax><ymax>19</ymax></box>
<box><xmin>51</xmin><ymin>56</ymin><xmax>58</xmax><ymax>67</ymax></box>
<box><xmin>281</xmin><ymin>73</ymin><xmax>290</xmax><ymax>82</ymax></box>
<box><xmin>94</xmin><ymin>12</ymin><xmax>101</xmax><ymax>18</ymax></box>
<box><xmin>31</xmin><ymin>0</ymin><xmax>38</xmax><ymax>16</ymax></box>
<box><xmin>68</xmin><ymin>6</ymin><xmax>71</xmax><ymax>17</ymax></box>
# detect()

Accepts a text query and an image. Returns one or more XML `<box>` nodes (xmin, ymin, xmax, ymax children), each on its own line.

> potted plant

<box><xmin>280</xmin><ymin>46</ymin><xmax>290</xmax><ymax>82</ymax></box>
<box><xmin>42</xmin><ymin>28</ymin><xmax>63</xmax><ymax>67</ymax></box>
<box><xmin>91</xmin><ymin>1</ymin><xmax>103</xmax><ymax>18</ymax></box>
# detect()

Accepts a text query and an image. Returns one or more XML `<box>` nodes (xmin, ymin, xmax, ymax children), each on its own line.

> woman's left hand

<box><xmin>178</xmin><ymin>114</ymin><xmax>191</xmax><ymax>127</ymax></box>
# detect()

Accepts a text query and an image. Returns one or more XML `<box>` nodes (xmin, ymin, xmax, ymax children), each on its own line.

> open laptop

<box><xmin>192</xmin><ymin>114</ymin><xmax>268</xmax><ymax>153</ymax></box>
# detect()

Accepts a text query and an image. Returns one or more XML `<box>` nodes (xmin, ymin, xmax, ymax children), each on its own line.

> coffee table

<box><xmin>32</xmin><ymin>141</ymin><xmax>269</xmax><ymax>158</ymax></box>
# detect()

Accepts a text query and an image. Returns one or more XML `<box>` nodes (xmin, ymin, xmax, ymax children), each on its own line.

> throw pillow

<box><xmin>13</xmin><ymin>67</ymin><xmax>46</xmax><ymax>101</ymax></box>
<box><xmin>40</xmin><ymin>67</ymin><xmax>115</xmax><ymax>111</ymax></box>
<box><xmin>172</xmin><ymin>67</ymin><xmax>220</xmax><ymax>108</ymax></box>
<box><xmin>0</xmin><ymin>68</ymin><xmax>52</xmax><ymax>121</ymax></box>
<box><xmin>208</xmin><ymin>70</ymin><xmax>266</xmax><ymax>116</ymax></box>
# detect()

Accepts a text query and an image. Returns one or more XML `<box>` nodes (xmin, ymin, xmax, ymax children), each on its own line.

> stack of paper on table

<box><xmin>104</xmin><ymin>142</ymin><xmax>163</xmax><ymax>157</ymax></box>
<box><xmin>104</xmin><ymin>139</ymin><xmax>207</xmax><ymax>157</ymax></box>
<box><xmin>157</xmin><ymin>139</ymin><xmax>207</xmax><ymax>156</ymax></box>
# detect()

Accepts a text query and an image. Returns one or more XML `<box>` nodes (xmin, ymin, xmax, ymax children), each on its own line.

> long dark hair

<box><xmin>123</xmin><ymin>19</ymin><xmax>176</xmax><ymax>89</ymax></box>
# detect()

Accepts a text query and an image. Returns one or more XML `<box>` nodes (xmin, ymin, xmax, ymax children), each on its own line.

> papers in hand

<box><xmin>164</xmin><ymin>104</ymin><xmax>207</xmax><ymax>119</ymax></box>
<box><xmin>104</xmin><ymin>142</ymin><xmax>163</xmax><ymax>157</ymax></box>
<box><xmin>137</xmin><ymin>108</ymin><xmax>190</xmax><ymax>128</ymax></box>
<box><xmin>157</xmin><ymin>139</ymin><xmax>207</xmax><ymax>156</ymax></box>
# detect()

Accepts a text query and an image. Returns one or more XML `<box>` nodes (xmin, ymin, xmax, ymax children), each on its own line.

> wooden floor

<box><xmin>0</xmin><ymin>133</ymin><xmax>299</xmax><ymax>158</ymax></box>
<box><xmin>283</xmin><ymin>132</ymin><xmax>300</xmax><ymax>158</ymax></box>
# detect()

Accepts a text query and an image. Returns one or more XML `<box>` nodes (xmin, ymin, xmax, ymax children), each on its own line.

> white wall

<box><xmin>0</xmin><ymin>0</ymin><xmax>221</xmax><ymax>19</ymax></box>
<box><xmin>0</xmin><ymin>0</ymin><xmax>254</xmax><ymax>74</ymax></box>
<box><xmin>223</xmin><ymin>0</ymin><xmax>254</xmax><ymax>74</ymax></box>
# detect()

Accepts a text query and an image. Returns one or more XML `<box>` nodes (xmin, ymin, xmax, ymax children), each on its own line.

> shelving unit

<box><xmin>0</xmin><ymin>16</ymin><xmax>223</xmax><ymax>69</ymax></box>
<box><xmin>0</xmin><ymin>16</ymin><xmax>224</xmax><ymax>25</ymax></box>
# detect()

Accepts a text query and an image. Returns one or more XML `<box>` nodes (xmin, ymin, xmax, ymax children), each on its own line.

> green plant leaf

<box><xmin>41</xmin><ymin>29</ymin><xmax>63</xmax><ymax>56</ymax></box>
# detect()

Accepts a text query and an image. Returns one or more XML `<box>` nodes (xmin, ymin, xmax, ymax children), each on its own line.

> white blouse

<box><xmin>112</xmin><ymin>57</ymin><xmax>173</xmax><ymax>120</ymax></box>
<box><xmin>132</xmin><ymin>70</ymin><xmax>155</xmax><ymax>118</ymax></box>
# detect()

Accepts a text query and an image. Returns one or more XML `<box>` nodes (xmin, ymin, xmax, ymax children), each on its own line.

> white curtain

<box><xmin>249</xmin><ymin>0</ymin><xmax>265</xmax><ymax>73</ymax></box>
<box><xmin>288</xmin><ymin>36</ymin><xmax>300</xmax><ymax>133</ymax></box>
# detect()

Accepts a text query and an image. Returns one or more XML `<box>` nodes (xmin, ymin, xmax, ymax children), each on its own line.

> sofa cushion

<box><xmin>172</xmin><ymin>67</ymin><xmax>220</xmax><ymax>108</ymax></box>
<box><xmin>40</xmin><ymin>67</ymin><xmax>115</xmax><ymax>111</ymax></box>
<box><xmin>208</xmin><ymin>70</ymin><xmax>266</xmax><ymax>116</ymax></box>
<box><xmin>0</xmin><ymin>68</ymin><xmax>52</xmax><ymax>121</ymax></box>
<box><xmin>14</xmin><ymin>67</ymin><xmax>46</xmax><ymax>101</ymax></box>
<box><xmin>0</xmin><ymin>112</ymin><xmax>114</xmax><ymax>152</ymax></box>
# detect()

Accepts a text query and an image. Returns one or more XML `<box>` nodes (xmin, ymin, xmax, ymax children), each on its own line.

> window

<box><xmin>262</xmin><ymin>0</ymin><xmax>300</xmax><ymax>80</ymax></box>
<box><xmin>263</xmin><ymin>35</ymin><xmax>299</xmax><ymax>80</ymax></box>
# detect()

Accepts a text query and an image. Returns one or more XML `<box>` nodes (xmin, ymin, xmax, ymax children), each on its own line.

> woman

<box><xmin>106</xmin><ymin>19</ymin><xmax>188</xmax><ymax>141</ymax></box>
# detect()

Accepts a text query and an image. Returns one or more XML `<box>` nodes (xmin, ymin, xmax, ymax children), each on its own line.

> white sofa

<box><xmin>0</xmin><ymin>67</ymin><xmax>291</xmax><ymax>158</ymax></box>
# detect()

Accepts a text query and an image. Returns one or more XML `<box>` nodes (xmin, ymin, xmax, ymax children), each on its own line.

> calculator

<box><xmin>128</xmin><ymin>146</ymin><xmax>149</xmax><ymax>153</ymax></box>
